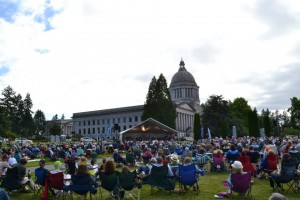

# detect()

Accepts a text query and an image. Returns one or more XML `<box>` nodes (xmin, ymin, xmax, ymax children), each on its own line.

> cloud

<box><xmin>236</xmin><ymin>63</ymin><xmax>300</xmax><ymax>111</ymax></box>
<box><xmin>192</xmin><ymin>43</ymin><xmax>221</xmax><ymax>64</ymax></box>
<box><xmin>251</xmin><ymin>0</ymin><xmax>300</xmax><ymax>38</ymax></box>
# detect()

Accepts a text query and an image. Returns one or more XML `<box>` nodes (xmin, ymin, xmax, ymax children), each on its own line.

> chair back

<box><xmin>99</xmin><ymin>172</ymin><xmax>119</xmax><ymax>191</ymax></box>
<box><xmin>150</xmin><ymin>165</ymin><xmax>168</xmax><ymax>178</ymax></box>
<box><xmin>267</xmin><ymin>154</ymin><xmax>278</xmax><ymax>171</ymax></box>
<box><xmin>48</xmin><ymin>172</ymin><xmax>64</xmax><ymax>190</ymax></box>
<box><xmin>196</xmin><ymin>156</ymin><xmax>208</xmax><ymax>168</ymax></box>
<box><xmin>231</xmin><ymin>173</ymin><xmax>251</xmax><ymax>193</ymax></box>
<box><xmin>119</xmin><ymin>170</ymin><xmax>142</xmax><ymax>190</ymax></box>
<box><xmin>178</xmin><ymin>164</ymin><xmax>197</xmax><ymax>185</ymax></box>
<box><xmin>280</xmin><ymin>166</ymin><xmax>296</xmax><ymax>181</ymax></box>
<box><xmin>212</xmin><ymin>153</ymin><xmax>224</xmax><ymax>167</ymax></box>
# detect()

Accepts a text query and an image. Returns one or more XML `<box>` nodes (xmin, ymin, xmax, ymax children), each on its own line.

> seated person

<box><xmin>213</xmin><ymin>145</ymin><xmax>224</xmax><ymax>155</ymax></box>
<box><xmin>0</xmin><ymin>154</ymin><xmax>11</xmax><ymax>180</ymax></box>
<box><xmin>113</xmin><ymin>149</ymin><xmax>126</xmax><ymax>165</ymax></box>
<box><xmin>51</xmin><ymin>161</ymin><xmax>63</xmax><ymax>174</ymax></box>
<box><xmin>226</xmin><ymin>144</ymin><xmax>240</xmax><ymax>164</ymax></box>
<box><xmin>2</xmin><ymin>158</ymin><xmax>34</xmax><ymax>192</ymax></box>
<box><xmin>150</xmin><ymin>156</ymin><xmax>173</xmax><ymax>177</ymax></box>
<box><xmin>71</xmin><ymin>164</ymin><xmax>96</xmax><ymax>186</ymax></box>
<box><xmin>258</xmin><ymin>150</ymin><xmax>278</xmax><ymax>173</ymax></box>
<box><xmin>137</xmin><ymin>156</ymin><xmax>151</xmax><ymax>176</ymax></box>
<box><xmin>247</xmin><ymin>145</ymin><xmax>260</xmax><ymax>165</ymax></box>
<box><xmin>214</xmin><ymin>161</ymin><xmax>247</xmax><ymax>198</ymax></box>
<box><xmin>269</xmin><ymin>153</ymin><xmax>297</xmax><ymax>189</ymax></box>
<box><xmin>181</xmin><ymin>147</ymin><xmax>192</xmax><ymax>161</ymax></box>
<box><xmin>177</xmin><ymin>157</ymin><xmax>205</xmax><ymax>178</ymax></box>
<box><xmin>103</xmin><ymin>160</ymin><xmax>118</xmax><ymax>175</ymax></box>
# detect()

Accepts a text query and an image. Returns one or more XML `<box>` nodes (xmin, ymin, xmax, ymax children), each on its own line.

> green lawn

<box><xmin>8</xmin><ymin>167</ymin><xmax>300</xmax><ymax>200</ymax></box>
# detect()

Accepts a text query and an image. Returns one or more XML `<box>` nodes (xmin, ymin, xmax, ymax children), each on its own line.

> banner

<box><xmin>201</xmin><ymin>127</ymin><xmax>204</xmax><ymax>139</ymax></box>
<box><xmin>105</xmin><ymin>124</ymin><xmax>111</xmax><ymax>139</ymax></box>
<box><xmin>208</xmin><ymin>128</ymin><xmax>211</xmax><ymax>139</ymax></box>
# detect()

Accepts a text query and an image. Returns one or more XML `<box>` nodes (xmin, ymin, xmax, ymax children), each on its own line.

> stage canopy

<box><xmin>120</xmin><ymin>118</ymin><xmax>178</xmax><ymax>140</ymax></box>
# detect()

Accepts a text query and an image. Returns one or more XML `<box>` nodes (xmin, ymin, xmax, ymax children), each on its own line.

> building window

<box><xmin>97</xmin><ymin>120</ymin><xmax>100</xmax><ymax>125</ymax></box>
<box><xmin>83</xmin><ymin>129</ymin><xmax>86</xmax><ymax>135</ymax></box>
<box><xmin>118</xmin><ymin>118</ymin><xmax>120</xmax><ymax>123</ymax></box>
<box><xmin>123</xmin><ymin>125</ymin><xmax>126</xmax><ymax>131</ymax></box>
<box><xmin>79</xmin><ymin>121</ymin><xmax>81</xmax><ymax>126</ymax></box>
<box><xmin>135</xmin><ymin>116</ymin><xmax>138</xmax><ymax>122</ymax></box>
<box><xmin>129</xmin><ymin>125</ymin><xmax>132</xmax><ymax>128</ymax></box>
<box><xmin>107</xmin><ymin>119</ymin><xmax>110</xmax><ymax>124</ymax></box>
<box><xmin>93</xmin><ymin>128</ymin><xmax>95</xmax><ymax>134</ymax></box>
<box><xmin>97</xmin><ymin>128</ymin><xmax>100</xmax><ymax>133</ymax></box>
<box><xmin>129</xmin><ymin>117</ymin><xmax>132</xmax><ymax>122</ymax></box>
<box><xmin>113</xmin><ymin>118</ymin><xmax>115</xmax><ymax>124</ymax></box>
<box><xmin>83</xmin><ymin>121</ymin><xmax>86</xmax><ymax>126</ymax></box>
<box><xmin>88</xmin><ymin>121</ymin><xmax>90</xmax><ymax>126</ymax></box>
<box><xmin>88</xmin><ymin>128</ymin><xmax>90</xmax><ymax>134</ymax></box>
<box><xmin>102</xmin><ymin>119</ymin><xmax>105</xmax><ymax>124</ymax></box>
<box><xmin>123</xmin><ymin>117</ymin><xmax>126</xmax><ymax>123</ymax></box>
<box><xmin>93</xmin><ymin>120</ymin><xmax>95</xmax><ymax>125</ymax></box>
<box><xmin>79</xmin><ymin>129</ymin><xmax>81</xmax><ymax>134</ymax></box>
<box><xmin>102</xmin><ymin>127</ymin><xmax>105</xmax><ymax>134</ymax></box>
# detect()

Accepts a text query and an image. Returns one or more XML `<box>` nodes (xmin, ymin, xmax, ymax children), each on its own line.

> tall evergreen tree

<box><xmin>248</xmin><ymin>108</ymin><xmax>259</xmax><ymax>137</ymax></box>
<box><xmin>142</xmin><ymin>76</ymin><xmax>157</xmax><ymax>121</ymax></box>
<box><xmin>142</xmin><ymin>74</ymin><xmax>176</xmax><ymax>129</ymax></box>
<box><xmin>220</xmin><ymin>119</ymin><xmax>229</xmax><ymax>138</ymax></box>
<box><xmin>193</xmin><ymin>113</ymin><xmax>201</xmax><ymax>141</ymax></box>
<box><xmin>52</xmin><ymin>114</ymin><xmax>58</xmax><ymax>121</ymax></box>
<box><xmin>34</xmin><ymin>110</ymin><xmax>46</xmax><ymax>135</ymax></box>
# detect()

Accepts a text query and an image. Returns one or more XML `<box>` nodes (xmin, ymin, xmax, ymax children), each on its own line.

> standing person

<box><xmin>35</xmin><ymin>159</ymin><xmax>49</xmax><ymax>186</ymax></box>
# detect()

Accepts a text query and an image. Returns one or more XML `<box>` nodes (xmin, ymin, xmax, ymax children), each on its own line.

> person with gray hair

<box><xmin>269</xmin><ymin>192</ymin><xmax>287</xmax><ymax>200</ymax></box>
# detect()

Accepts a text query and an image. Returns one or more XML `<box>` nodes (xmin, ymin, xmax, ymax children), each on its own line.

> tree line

<box><xmin>142</xmin><ymin>74</ymin><xmax>300</xmax><ymax>139</ymax></box>
<box><xmin>0</xmin><ymin>85</ymin><xmax>65</xmax><ymax>138</ymax></box>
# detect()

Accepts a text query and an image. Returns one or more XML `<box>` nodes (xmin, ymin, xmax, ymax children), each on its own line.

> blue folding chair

<box><xmin>178</xmin><ymin>164</ymin><xmax>199</xmax><ymax>195</ymax></box>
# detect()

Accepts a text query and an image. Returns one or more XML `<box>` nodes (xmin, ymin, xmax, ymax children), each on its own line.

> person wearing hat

<box><xmin>51</xmin><ymin>161</ymin><xmax>63</xmax><ymax>175</ymax></box>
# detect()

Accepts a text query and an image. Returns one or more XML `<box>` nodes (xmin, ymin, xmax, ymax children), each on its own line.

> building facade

<box><xmin>72</xmin><ymin>105</ymin><xmax>143</xmax><ymax>140</ymax></box>
<box><xmin>72</xmin><ymin>59</ymin><xmax>200</xmax><ymax>139</ymax></box>
<box><xmin>44</xmin><ymin>119</ymin><xmax>74</xmax><ymax>137</ymax></box>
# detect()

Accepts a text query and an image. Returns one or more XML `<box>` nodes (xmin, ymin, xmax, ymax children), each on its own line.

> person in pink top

<box><xmin>143</xmin><ymin>147</ymin><xmax>153</xmax><ymax>158</ymax></box>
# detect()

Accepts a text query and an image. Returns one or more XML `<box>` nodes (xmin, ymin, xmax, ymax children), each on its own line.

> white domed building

<box><xmin>71</xmin><ymin>59</ymin><xmax>200</xmax><ymax>140</ymax></box>
<box><xmin>169</xmin><ymin>59</ymin><xmax>201</xmax><ymax>137</ymax></box>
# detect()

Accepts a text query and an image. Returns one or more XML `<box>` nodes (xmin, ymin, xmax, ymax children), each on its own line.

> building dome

<box><xmin>169</xmin><ymin>59</ymin><xmax>200</xmax><ymax>112</ymax></box>
<box><xmin>170</xmin><ymin>60</ymin><xmax>197</xmax><ymax>87</ymax></box>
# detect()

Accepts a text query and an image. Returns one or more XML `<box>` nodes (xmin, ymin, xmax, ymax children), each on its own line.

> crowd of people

<box><xmin>0</xmin><ymin>135</ymin><xmax>299</xmax><ymax>199</ymax></box>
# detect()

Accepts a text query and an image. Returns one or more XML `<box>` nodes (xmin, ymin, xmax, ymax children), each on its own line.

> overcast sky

<box><xmin>0</xmin><ymin>0</ymin><xmax>300</xmax><ymax>120</ymax></box>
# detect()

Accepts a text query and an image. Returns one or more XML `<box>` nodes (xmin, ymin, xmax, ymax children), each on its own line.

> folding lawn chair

<box><xmin>271</xmin><ymin>166</ymin><xmax>298</xmax><ymax>194</ymax></box>
<box><xmin>230</xmin><ymin>173</ymin><xmax>252</xmax><ymax>199</ymax></box>
<box><xmin>143</xmin><ymin>165</ymin><xmax>175</xmax><ymax>195</ymax></box>
<box><xmin>63</xmin><ymin>184</ymin><xmax>97</xmax><ymax>200</ymax></box>
<box><xmin>211</xmin><ymin>153</ymin><xmax>226</xmax><ymax>172</ymax></box>
<box><xmin>118</xmin><ymin>170</ymin><xmax>142</xmax><ymax>200</ymax></box>
<box><xmin>98</xmin><ymin>172</ymin><xmax>119</xmax><ymax>199</ymax></box>
<box><xmin>178</xmin><ymin>164</ymin><xmax>199</xmax><ymax>195</ymax></box>
<box><xmin>48</xmin><ymin>172</ymin><xmax>65</xmax><ymax>200</ymax></box>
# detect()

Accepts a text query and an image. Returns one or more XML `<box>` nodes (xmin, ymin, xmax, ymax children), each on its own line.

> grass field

<box><xmin>7</xmin><ymin>162</ymin><xmax>300</xmax><ymax>200</ymax></box>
